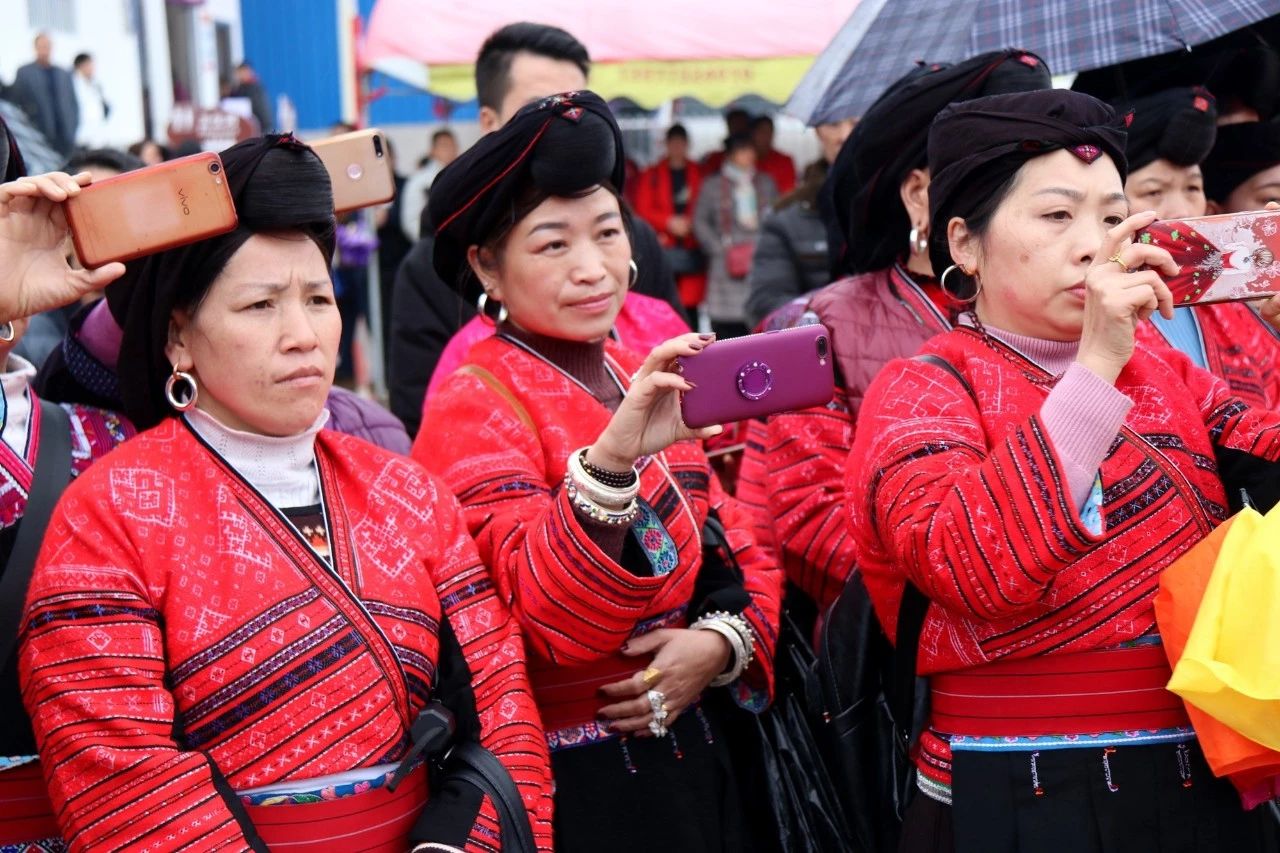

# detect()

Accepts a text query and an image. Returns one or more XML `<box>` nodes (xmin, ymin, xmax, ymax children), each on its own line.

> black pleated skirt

<box><xmin>550</xmin><ymin>706</ymin><xmax>747</xmax><ymax>853</ymax></box>
<box><xmin>900</xmin><ymin>739</ymin><xmax>1279</xmax><ymax>853</ymax></box>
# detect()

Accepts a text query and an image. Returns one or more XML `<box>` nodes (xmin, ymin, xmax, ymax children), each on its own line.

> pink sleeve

<box><xmin>1040</xmin><ymin>363</ymin><xmax>1133</xmax><ymax>508</ymax></box>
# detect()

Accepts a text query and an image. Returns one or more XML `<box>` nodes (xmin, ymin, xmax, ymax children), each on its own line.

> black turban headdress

<box><xmin>927</xmin><ymin>90</ymin><xmax>1129</xmax><ymax>276</ymax></box>
<box><xmin>823</xmin><ymin>48</ymin><xmax>1051</xmax><ymax>277</ymax></box>
<box><xmin>0</xmin><ymin>115</ymin><xmax>24</xmax><ymax>182</ymax></box>
<box><xmin>109</xmin><ymin>134</ymin><xmax>335</xmax><ymax>431</ymax></box>
<box><xmin>429</xmin><ymin>90</ymin><xmax>625</xmax><ymax>301</ymax></box>
<box><xmin>1118</xmin><ymin>87</ymin><xmax>1218</xmax><ymax>173</ymax></box>
<box><xmin>1202</xmin><ymin>119</ymin><xmax>1280</xmax><ymax>203</ymax></box>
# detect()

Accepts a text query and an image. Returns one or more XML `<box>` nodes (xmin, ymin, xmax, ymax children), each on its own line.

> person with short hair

<box><xmin>634</xmin><ymin>124</ymin><xmax>705</xmax><ymax>311</ymax></box>
<box><xmin>10</xmin><ymin>33</ymin><xmax>78</xmax><ymax>157</ymax></box>
<box><xmin>231</xmin><ymin>60</ymin><xmax>274</xmax><ymax>133</ymax></box>
<box><xmin>387</xmin><ymin>22</ymin><xmax>684</xmax><ymax>436</ymax></box>
<box><xmin>400</xmin><ymin>128</ymin><xmax>459</xmax><ymax>242</ymax></box>
<box><xmin>692</xmin><ymin>134</ymin><xmax>778</xmax><ymax>338</ymax></box>
<box><xmin>749</xmin><ymin>115</ymin><xmax>795</xmax><ymax>194</ymax></box>
<box><xmin>71</xmin><ymin>52</ymin><xmax>108</xmax><ymax>149</ymax></box>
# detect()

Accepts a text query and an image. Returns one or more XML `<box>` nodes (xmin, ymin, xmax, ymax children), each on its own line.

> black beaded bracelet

<box><xmin>578</xmin><ymin>449</ymin><xmax>638</xmax><ymax>488</ymax></box>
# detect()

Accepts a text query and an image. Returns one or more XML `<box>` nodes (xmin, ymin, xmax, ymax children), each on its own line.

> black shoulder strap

<box><xmin>912</xmin><ymin>353</ymin><xmax>978</xmax><ymax>404</ymax></box>
<box><xmin>449</xmin><ymin>741</ymin><xmax>538</xmax><ymax>853</ymax></box>
<box><xmin>0</xmin><ymin>399</ymin><xmax>73</xmax><ymax>670</ymax></box>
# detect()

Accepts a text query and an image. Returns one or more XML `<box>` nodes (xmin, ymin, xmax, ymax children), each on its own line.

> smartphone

<box><xmin>1138</xmin><ymin>210</ymin><xmax>1280</xmax><ymax>305</ymax></box>
<box><xmin>310</xmin><ymin>128</ymin><xmax>396</xmax><ymax>213</ymax></box>
<box><xmin>64</xmin><ymin>152</ymin><xmax>237</xmax><ymax>267</ymax></box>
<box><xmin>678</xmin><ymin>324</ymin><xmax>835</xmax><ymax>429</ymax></box>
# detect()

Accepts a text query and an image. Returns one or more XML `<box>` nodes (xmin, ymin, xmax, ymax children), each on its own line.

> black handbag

<box><xmin>699</xmin><ymin>512</ymin><xmax>855</xmax><ymax>853</ymax></box>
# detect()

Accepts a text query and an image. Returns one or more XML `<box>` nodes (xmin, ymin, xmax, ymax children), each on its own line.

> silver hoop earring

<box><xmin>939</xmin><ymin>264</ymin><xmax>981</xmax><ymax>305</ymax></box>
<box><xmin>476</xmin><ymin>292</ymin><xmax>508</xmax><ymax>325</ymax></box>
<box><xmin>165</xmin><ymin>367</ymin><xmax>198</xmax><ymax>412</ymax></box>
<box><xmin>0</xmin><ymin>322</ymin><xmax>13</xmax><ymax>343</ymax></box>
<box><xmin>628</xmin><ymin>259</ymin><xmax>639</xmax><ymax>288</ymax></box>
<box><xmin>908</xmin><ymin>227</ymin><xmax>929</xmax><ymax>256</ymax></box>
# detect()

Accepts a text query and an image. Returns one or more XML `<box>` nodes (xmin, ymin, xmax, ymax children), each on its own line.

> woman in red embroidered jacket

<box><xmin>17</xmin><ymin>136</ymin><xmax>553</xmax><ymax>852</ymax></box>
<box><xmin>417</xmin><ymin>91</ymin><xmax>782</xmax><ymax>852</ymax></box>
<box><xmin>0</xmin><ymin>120</ymin><xmax>136</xmax><ymax>853</ymax></box>
<box><xmin>734</xmin><ymin>49</ymin><xmax>1050</xmax><ymax>612</ymax></box>
<box><xmin>847</xmin><ymin>89</ymin><xmax>1280</xmax><ymax>852</ymax></box>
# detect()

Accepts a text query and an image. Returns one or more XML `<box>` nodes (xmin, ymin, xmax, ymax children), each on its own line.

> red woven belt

<box><xmin>0</xmin><ymin>762</ymin><xmax>58</xmax><ymax>845</ymax></box>
<box><xmin>244</xmin><ymin>765</ymin><xmax>426</xmax><ymax>852</ymax></box>
<box><xmin>930</xmin><ymin>644</ymin><xmax>1190</xmax><ymax>737</ymax></box>
<box><xmin>530</xmin><ymin>653</ymin><xmax>644</xmax><ymax>732</ymax></box>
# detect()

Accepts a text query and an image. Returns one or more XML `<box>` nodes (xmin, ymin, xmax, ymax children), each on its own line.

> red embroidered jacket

<box><xmin>19</xmin><ymin>420</ymin><xmax>553</xmax><ymax>852</ymax></box>
<box><xmin>417</xmin><ymin>337</ymin><xmax>782</xmax><ymax>710</ymax></box>
<box><xmin>1134</xmin><ymin>301</ymin><xmax>1280</xmax><ymax>410</ymax></box>
<box><xmin>735</xmin><ymin>266</ymin><xmax>952</xmax><ymax>610</ymax></box>
<box><xmin>846</xmin><ymin>327</ymin><xmax>1280</xmax><ymax>674</ymax></box>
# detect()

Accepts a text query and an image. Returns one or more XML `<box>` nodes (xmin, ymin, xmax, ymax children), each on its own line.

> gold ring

<box><xmin>641</xmin><ymin>667</ymin><xmax>662</xmax><ymax>687</ymax></box>
<box><xmin>1109</xmin><ymin>252</ymin><xmax>1130</xmax><ymax>273</ymax></box>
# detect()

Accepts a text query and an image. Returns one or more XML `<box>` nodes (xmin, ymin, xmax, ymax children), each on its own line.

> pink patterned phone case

<box><xmin>678</xmin><ymin>324</ymin><xmax>835</xmax><ymax>429</ymax></box>
<box><xmin>1138</xmin><ymin>210</ymin><xmax>1280</xmax><ymax>304</ymax></box>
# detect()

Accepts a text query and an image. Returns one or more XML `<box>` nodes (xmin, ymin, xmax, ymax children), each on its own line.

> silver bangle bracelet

<box><xmin>692</xmin><ymin>611</ymin><xmax>756</xmax><ymax>687</ymax></box>
<box><xmin>565</xmin><ymin>474</ymin><xmax>640</xmax><ymax>526</ymax></box>
<box><xmin>566</xmin><ymin>449</ymin><xmax>640</xmax><ymax>506</ymax></box>
<box><xmin>411</xmin><ymin>844</ymin><xmax>468</xmax><ymax>853</ymax></box>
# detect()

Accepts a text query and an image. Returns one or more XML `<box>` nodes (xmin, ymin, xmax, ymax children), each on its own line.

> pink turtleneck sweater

<box><xmin>977</xmin><ymin>324</ymin><xmax>1133</xmax><ymax>510</ymax></box>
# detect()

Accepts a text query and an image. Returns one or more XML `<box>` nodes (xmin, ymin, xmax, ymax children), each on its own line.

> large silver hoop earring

<box><xmin>908</xmin><ymin>227</ymin><xmax>929</xmax><ymax>256</ymax></box>
<box><xmin>476</xmin><ymin>292</ymin><xmax>508</xmax><ymax>325</ymax></box>
<box><xmin>628</xmin><ymin>259</ymin><xmax>639</xmax><ymax>288</ymax></box>
<box><xmin>939</xmin><ymin>264</ymin><xmax>981</xmax><ymax>305</ymax></box>
<box><xmin>0</xmin><ymin>322</ymin><xmax>13</xmax><ymax>343</ymax></box>
<box><xmin>165</xmin><ymin>367</ymin><xmax>198</xmax><ymax>412</ymax></box>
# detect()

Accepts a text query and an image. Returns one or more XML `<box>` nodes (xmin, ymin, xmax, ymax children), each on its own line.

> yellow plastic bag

<box><xmin>1167</xmin><ymin>506</ymin><xmax>1280</xmax><ymax>750</ymax></box>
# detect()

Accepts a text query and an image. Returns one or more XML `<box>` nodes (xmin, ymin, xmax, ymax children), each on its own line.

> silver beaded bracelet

<box><xmin>691</xmin><ymin>611</ymin><xmax>756</xmax><ymax>687</ymax></box>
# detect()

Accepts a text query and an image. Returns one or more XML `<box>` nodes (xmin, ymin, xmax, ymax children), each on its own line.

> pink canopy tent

<box><xmin>361</xmin><ymin>0</ymin><xmax>860</xmax><ymax>107</ymax></box>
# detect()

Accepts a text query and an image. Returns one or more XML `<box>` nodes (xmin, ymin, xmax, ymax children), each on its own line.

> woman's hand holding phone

<box><xmin>584</xmin><ymin>333</ymin><xmax>722</xmax><ymax>474</ymax></box>
<box><xmin>0</xmin><ymin>171</ymin><xmax>125</xmax><ymax>324</ymax></box>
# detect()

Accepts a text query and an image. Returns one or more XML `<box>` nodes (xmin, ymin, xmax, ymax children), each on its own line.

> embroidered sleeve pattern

<box><xmin>423</xmin><ymin>474</ymin><xmax>554</xmax><ymax>851</ymax></box>
<box><xmin>848</xmin><ymin>357</ymin><xmax>1100</xmax><ymax>623</ymax></box>
<box><xmin>20</xmin><ymin>496</ymin><xmax>254</xmax><ymax>852</ymax></box>
<box><xmin>762</xmin><ymin>391</ymin><xmax>859</xmax><ymax>610</ymax></box>
<box><xmin>418</xmin><ymin>373</ymin><xmax>673</xmax><ymax>666</ymax></box>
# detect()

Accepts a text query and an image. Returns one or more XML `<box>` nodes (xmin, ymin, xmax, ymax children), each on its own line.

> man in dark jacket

<box><xmin>231</xmin><ymin>61</ymin><xmax>274</xmax><ymax>133</ymax></box>
<box><xmin>10</xmin><ymin>33</ymin><xmax>78</xmax><ymax>156</ymax></box>
<box><xmin>388</xmin><ymin>22</ymin><xmax>685</xmax><ymax>435</ymax></box>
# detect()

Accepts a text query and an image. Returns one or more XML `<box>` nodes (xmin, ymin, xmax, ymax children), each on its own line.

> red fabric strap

<box><xmin>930</xmin><ymin>644</ymin><xmax>1190</xmax><ymax>737</ymax></box>
<box><xmin>0</xmin><ymin>763</ymin><xmax>59</xmax><ymax>845</ymax></box>
<box><xmin>244</xmin><ymin>766</ymin><xmax>427</xmax><ymax>852</ymax></box>
<box><xmin>529</xmin><ymin>653</ymin><xmax>644</xmax><ymax>732</ymax></box>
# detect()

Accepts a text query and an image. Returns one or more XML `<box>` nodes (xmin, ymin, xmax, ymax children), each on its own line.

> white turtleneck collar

<box><xmin>2</xmin><ymin>355</ymin><xmax>38</xmax><ymax>457</ymax></box>
<box><xmin>185</xmin><ymin>406</ymin><xmax>329</xmax><ymax>508</ymax></box>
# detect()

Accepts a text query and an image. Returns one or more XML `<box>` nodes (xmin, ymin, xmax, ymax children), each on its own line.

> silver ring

<box><xmin>648</xmin><ymin>719</ymin><xmax>668</xmax><ymax>738</ymax></box>
<box><xmin>647</xmin><ymin>689</ymin><xmax>666</xmax><ymax>715</ymax></box>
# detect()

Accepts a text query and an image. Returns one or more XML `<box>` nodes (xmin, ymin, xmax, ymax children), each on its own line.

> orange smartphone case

<box><xmin>65</xmin><ymin>152</ymin><xmax>238</xmax><ymax>268</ymax></box>
<box><xmin>310</xmin><ymin>129</ymin><xmax>396</xmax><ymax>213</ymax></box>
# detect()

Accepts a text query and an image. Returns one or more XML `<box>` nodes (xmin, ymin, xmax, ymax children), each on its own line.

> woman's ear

<box><xmin>947</xmin><ymin>216</ymin><xmax>979</xmax><ymax>274</ymax></box>
<box><xmin>164</xmin><ymin>310</ymin><xmax>192</xmax><ymax>371</ymax></box>
<box><xmin>899</xmin><ymin>168</ymin><xmax>932</xmax><ymax>234</ymax></box>
<box><xmin>1205</xmin><ymin>199</ymin><xmax>1222</xmax><ymax>215</ymax></box>
<box><xmin>466</xmin><ymin>245</ymin><xmax>504</xmax><ymax>303</ymax></box>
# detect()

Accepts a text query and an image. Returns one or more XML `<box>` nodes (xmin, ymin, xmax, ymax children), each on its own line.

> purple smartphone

<box><xmin>678</xmin><ymin>324</ymin><xmax>835</xmax><ymax>429</ymax></box>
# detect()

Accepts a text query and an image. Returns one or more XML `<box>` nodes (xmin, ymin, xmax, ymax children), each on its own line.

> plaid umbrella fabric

<box><xmin>789</xmin><ymin>0</ymin><xmax>1280</xmax><ymax>125</ymax></box>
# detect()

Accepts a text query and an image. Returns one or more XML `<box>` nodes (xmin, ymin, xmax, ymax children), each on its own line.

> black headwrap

<box><xmin>429</xmin><ymin>90</ymin><xmax>625</xmax><ymax>301</ymax></box>
<box><xmin>1118</xmin><ymin>87</ymin><xmax>1218</xmax><ymax>173</ymax></box>
<box><xmin>1202</xmin><ymin>119</ymin><xmax>1280</xmax><ymax>203</ymax></box>
<box><xmin>927</xmin><ymin>90</ymin><xmax>1129</xmax><ymax>276</ymax></box>
<box><xmin>823</xmin><ymin>48</ymin><xmax>1050</xmax><ymax>276</ymax></box>
<box><xmin>109</xmin><ymin>134</ymin><xmax>335</xmax><ymax>431</ymax></box>
<box><xmin>0</xmin><ymin>115</ymin><xmax>25</xmax><ymax>182</ymax></box>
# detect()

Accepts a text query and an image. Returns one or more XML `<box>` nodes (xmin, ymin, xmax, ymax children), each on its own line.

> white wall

<box><xmin>0</xmin><ymin>0</ymin><xmax>148</xmax><ymax>148</ymax></box>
